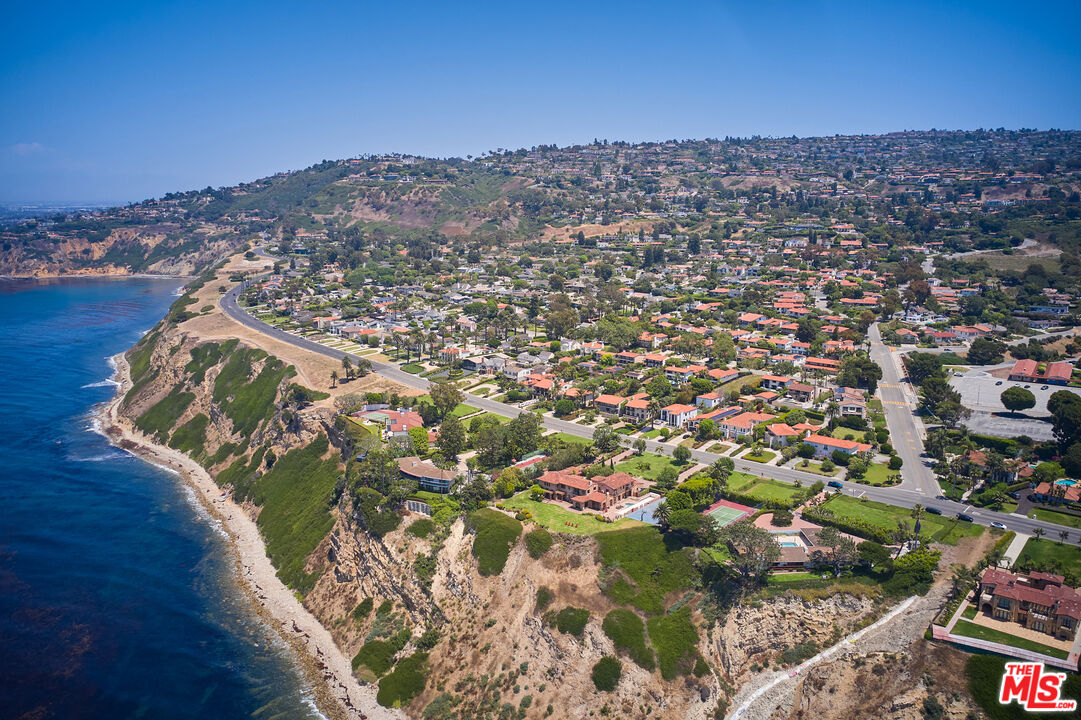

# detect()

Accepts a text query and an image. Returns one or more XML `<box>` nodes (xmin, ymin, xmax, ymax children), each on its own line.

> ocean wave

<box><xmin>82</xmin><ymin>378</ymin><xmax>120</xmax><ymax>388</ymax></box>
<box><xmin>300</xmin><ymin>692</ymin><xmax>331</xmax><ymax>720</ymax></box>
<box><xmin>180</xmin><ymin>485</ymin><xmax>228</xmax><ymax>540</ymax></box>
<box><xmin>70</xmin><ymin>450</ymin><xmax>126</xmax><ymax>463</ymax></box>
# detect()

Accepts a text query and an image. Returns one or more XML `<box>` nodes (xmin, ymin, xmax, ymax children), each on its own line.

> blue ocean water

<box><xmin>0</xmin><ymin>278</ymin><xmax>323</xmax><ymax>720</ymax></box>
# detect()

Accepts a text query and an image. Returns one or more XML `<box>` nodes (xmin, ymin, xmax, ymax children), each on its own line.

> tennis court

<box><xmin>703</xmin><ymin>499</ymin><xmax>755</xmax><ymax>526</ymax></box>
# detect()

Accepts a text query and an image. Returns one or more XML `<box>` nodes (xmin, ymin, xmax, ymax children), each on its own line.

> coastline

<box><xmin>99</xmin><ymin>351</ymin><xmax>399</xmax><ymax>720</ymax></box>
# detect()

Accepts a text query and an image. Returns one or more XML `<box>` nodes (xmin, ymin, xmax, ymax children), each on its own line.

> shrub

<box><xmin>646</xmin><ymin>606</ymin><xmax>699</xmax><ymax>680</ymax></box>
<box><xmin>591</xmin><ymin>656</ymin><xmax>622</xmax><ymax>691</ymax></box>
<box><xmin>602</xmin><ymin>609</ymin><xmax>655</xmax><ymax>670</ymax></box>
<box><xmin>888</xmin><ymin>455</ymin><xmax>903</xmax><ymax>470</ymax></box>
<box><xmin>352</xmin><ymin>597</ymin><xmax>374</xmax><ymax>621</ymax></box>
<box><xmin>353</xmin><ymin>628</ymin><xmax>411</xmax><ymax>676</ymax></box>
<box><xmin>535</xmin><ymin>586</ymin><xmax>553</xmax><ymax>611</ymax></box>
<box><xmin>524</xmin><ymin>528</ymin><xmax>554</xmax><ymax>559</ymax></box>
<box><xmin>771</xmin><ymin>508</ymin><xmax>793</xmax><ymax>526</ymax></box>
<box><xmin>466</xmin><ymin>509</ymin><xmax>522</xmax><ymax>576</ymax></box>
<box><xmin>376</xmin><ymin>651</ymin><xmax>428</xmax><ymax>707</ymax></box>
<box><xmin>552</xmin><ymin>607</ymin><xmax>590</xmax><ymax>636</ymax></box>
<box><xmin>407</xmin><ymin>518</ymin><xmax>435</xmax><ymax>538</ymax></box>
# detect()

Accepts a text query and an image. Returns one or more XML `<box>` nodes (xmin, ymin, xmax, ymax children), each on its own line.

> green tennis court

<box><xmin>704</xmin><ymin>499</ymin><xmax>754</xmax><ymax>526</ymax></box>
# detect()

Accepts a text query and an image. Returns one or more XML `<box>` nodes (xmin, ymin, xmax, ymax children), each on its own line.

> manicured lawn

<box><xmin>641</xmin><ymin>429</ymin><xmax>662</xmax><ymax>439</ymax></box>
<box><xmin>792</xmin><ymin>459</ymin><xmax>839</xmax><ymax>476</ymax></box>
<box><xmin>858</xmin><ymin>463</ymin><xmax>895</xmax><ymax>486</ymax></box>
<box><xmin>708</xmin><ymin>442</ymin><xmax>732</xmax><ymax>454</ymax></box>
<box><xmin>726</xmin><ymin>471</ymin><xmax>802</xmax><ymax>504</ymax></box>
<box><xmin>614</xmin><ymin>453</ymin><xmax>681</xmax><ymax>481</ymax></box>
<box><xmin>467</xmin><ymin>412</ymin><xmax>510</xmax><ymax>426</ymax></box>
<box><xmin>1032</xmin><ymin>507</ymin><xmax>1081</xmax><ymax>531</ymax></box>
<box><xmin>962</xmin><ymin>605</ymin><xmax>977</xmax><ymax>620</ymax></box>
<box><xmin>502</xmin><ymin>492</ymin><xmax>642</xmax><ymax>535</ymax></box>
<box><xmin>546</xmin><ymin>431</ymin><xmax>592</xmax><ymax>445</ymax></box>
<box><xmin>767</xmin><ymin>571</ymin><xmax>820</xmax><ymax>585</ymax></box>
<box><xmin>951</xmin><ymin>619</ymin><xmax>1070</xmax><ymax>659</ymax></box>
<box><xmin>1016</xmin><ymin>537</ymin><xmax>1081</xmax><ymax>578</ymax></box>
<box><xmin>742</xmin><ymin>449</ymin><xmax>776</xmax><ymax>463</ymax></box>
<box><xmin>822</xmin><ymin>495</ymin><xmax>983</xmax><ymax>545</ymax></box>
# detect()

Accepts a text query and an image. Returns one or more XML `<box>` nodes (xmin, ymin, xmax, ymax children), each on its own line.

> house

<box><xmin>439</xmin><ymin>346</ymin><xmax>463</xmax><ymax>363</ymax></box>
<box><xmin>765</xmin><ymin>423</ymin><xmax>800</xmax><ymax>448</ymax></box>
<box><xmin>644</xmin><ymin>353</ymin><xmax>668</xmax><ymax>368</ymax></box>
<box><xmin>719</xmin><ymin>411</ymin><xmax>771</xmax><ymax>440</ymax></box>
<box><xmin>357</xmin><ymin>408</ymin><xmax>424</xmax><ymax>439</ymax></box>
<box><xmin>659</xmin><ymin>403</ymin><xmax>698</xmax><ymax>428</ymax></box>
<box><xmin>803</xmin><ymin>433</ymin><xmax>871</xmax><ymax>458</ymax></box>
<box><xmin>708</xmin><ymin>367</ymin><xmax>740</xmax><ymax>383</ymax></box>
<box><xmin>1008</xmin><ymin>359</ymin><xmax>1073</xmax><ymax>385</ymax></box>
<box><xmin>787</xmin><ymin>382</ymin><xmax>814</xmax><ymax>403</ymax></box>
<box><xmin>536</xmin><ymin>470</ymin><xmax>639</xmax><ymax>511</ymax></box>
<box><xmin>804</xmin><ymin>357</ymin><xmax>841</xmax><ymax>374</ymax></box>
<box><xmin>839</xmin><ymin>399</ymin><xmax>867</xmax><ymax>418</ymax></box>
<box><xmin>978</xmin><ymin>567</ymin><xmax>1081</xmax><ymax>641</ymax></box>
<box><xmin>595</xmin><ymin>394</ymin><xmax>626</xmax><ymax>415</ymax></box>
<box><xmin>696</xmin><ymin>391</ymin><xmax>724</xmax><ymax>410</ymax></box>
<box><xmin>398</xmin><ymin>457</ymin><xmax>458</xmax><ymax>493</ymax></box>
<box><xmin>622</xmin><ymin>396</ymin><xmax>652</xmax><ymax>423</ymax></box>
<box><xmin>759</xmin><ymin>374</ymin><xmax>793</xmax><ymax>391</ymax></box>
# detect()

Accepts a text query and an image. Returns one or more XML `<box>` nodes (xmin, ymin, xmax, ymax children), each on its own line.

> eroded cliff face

<box><xmin>120</xmin><ymin>300</ymin><xmax>962</xmax><ymax>720</ymax></box>
<box><xmin>0</xmin><ymin>223</ymin><xmax>244</xmax><ymax>277</ymax></box>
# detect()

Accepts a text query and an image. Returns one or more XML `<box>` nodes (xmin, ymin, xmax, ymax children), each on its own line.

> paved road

<box><xmin>219</xmin><ymin>278</ymin><xmax>1081</xmax><ymax>545</ymax></box>
<box><xmin>869</xmin><ymin>323</ymin><xmax>938</xmax><ymax>496</ymax></box>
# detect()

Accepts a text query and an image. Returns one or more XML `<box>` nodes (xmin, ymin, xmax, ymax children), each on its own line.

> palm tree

<box><xmin>330</xmin><ymin>370</ymin><xmax>339</xmax><ymax>388</ymax></box>
<box><xmin>1034</xmin><ymin>527</ymin><xmax>1046</xmax><ymax>541</ymax></box>
<box><xmin>653</xmin><ymin>500</ymin><xmax>671</xmax><ymax>530</ymax></box>
<box><xmin>1060</xmin><ymin>530</ymin><xmax>1070</xmax><ymax>545</ymax></box>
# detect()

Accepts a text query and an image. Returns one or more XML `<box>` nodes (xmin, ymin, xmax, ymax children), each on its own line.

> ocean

<box><xmin>0</xmin><ymin>278</ymin><xmax>323</xmax><ymax>720</ymax></box>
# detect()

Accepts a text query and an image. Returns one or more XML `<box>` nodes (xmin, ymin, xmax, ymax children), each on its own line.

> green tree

<box><xmin>967</xmin><ymin>337</ymin><xmax>1007</xmax><ymax>365</ymax></box>
<box><xmin>554</xmin><ymin>398</ymin><xmax>576</xmax><ymax>417</ymax></box>
<box><xmin>592</xmin><ymin>425</ymin><xmax>621</xmax><ymax>454</ymax></box>
<box><xmin>720</xmin><ymin>520</ymin><xmax>780</xmax><ymax>582</ymax></box>
<box><xmin>673</xmin><ymin>444</ymin><xmax>692</xmax><ymax>464</ymax></box>
<box><xmin>1000</xmin><ymin>386</ymin><xmax>1036</xmax><ymax>414</ymax></box>
<box><xmin>407</xmin><ymin>426</ymin><xmax>429</xmax><ymax>454</ymax></box>
<box><xmin>430</xmin><ymin>381</ymin><xmax>464</xmax><ymax>419</ymax></box>
<box><xmin>904</xmin><ymin>353</ymin><xmax>944</xmax><ymax>386</ymax></box>
<box><xmin>436</xmin><ymin>415</ymin><xmax>466</xmax><ymax>460</ymax></box>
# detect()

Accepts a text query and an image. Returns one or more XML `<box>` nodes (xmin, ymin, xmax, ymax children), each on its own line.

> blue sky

<box><xmin>2</xmin><ymin>0</ymin><xmax>1079</xmax><ymax>203</ymax></box>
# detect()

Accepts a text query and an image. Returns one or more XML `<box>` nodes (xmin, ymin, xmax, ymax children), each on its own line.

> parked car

<box><xmin>1025</xmin><ymin>385</ymin><xmax>1032</xmax><ymax>389</ymax></box>
<box><xmin>957</xmin><ymin>513</ymin><xmax>974</xmax><ymax>522</ymax></box>
<box><xmin>1007</xmin><ymin>491</ymin><xmax>1020</xmax><ymax>500</ymax></box>
<box><xmin>926</xmin><ymin>507</ymin><xmax>943</xmax><ymax>515</ymax></box>
<box><xmin>935</xmin><ymin>495</ymin><xmax>947</xmax><ymax>501</ymax></box>
<box><xmin>991</xmin><ymin>521</ymin><xmax>1008</xmax><ymax>530</ymax></box>
<box><xmin>827</xmin><ymin>480</ymin><xmax>843</xmax><ymax>489</ymax></box>
<box><xmin>995</xmin><ymin>380</ymin><xmax>1003</xmax><ymax>385</ymax></box>
<box><xmin>1042</xmin><ymin>385</ymin><xmax>1049</xmax><ymax>390</ymax></box>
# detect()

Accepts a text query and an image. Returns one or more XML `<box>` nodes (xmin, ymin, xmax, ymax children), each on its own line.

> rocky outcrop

<box><xmin>715</xmin><ymin>594</ymin><xmax>875</xmax><ymax>679</ymax></box>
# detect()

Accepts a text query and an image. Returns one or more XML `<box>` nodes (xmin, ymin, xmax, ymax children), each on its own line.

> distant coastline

<box><xmin>98</xmin><ymin>351</ymin><xmax>397</xmax><ymax>720</ymax></box>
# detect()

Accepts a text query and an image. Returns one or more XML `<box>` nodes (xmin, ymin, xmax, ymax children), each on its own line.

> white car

<box><xmin>990</xmin><ymin>521</ymin><xmax>1007</xmax><ymax>530</ymax></box>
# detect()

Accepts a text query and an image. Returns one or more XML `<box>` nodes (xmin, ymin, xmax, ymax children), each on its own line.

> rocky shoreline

<box><xmin>99</xmin><ymin>351</ymin><xmax>399</xmax><ymax>720</ymax></box>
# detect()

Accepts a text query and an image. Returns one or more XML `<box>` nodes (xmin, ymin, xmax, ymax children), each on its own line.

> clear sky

<box><xmin>2</xmin><ymin>0</ymin><xmax>1079</xmax><ymax>204</ymax></box>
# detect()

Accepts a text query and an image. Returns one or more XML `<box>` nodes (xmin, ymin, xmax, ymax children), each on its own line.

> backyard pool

<box><xmin>625</xmin><ymin>497</ymin><xmax>664</xmax><ymax>525</ymax></box>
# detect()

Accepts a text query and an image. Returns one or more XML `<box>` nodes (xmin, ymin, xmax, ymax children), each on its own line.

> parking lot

<box><xmin>948</xmin><ymin>370</ymin><xmax>1081</xmax><ymax>415</ymax></box>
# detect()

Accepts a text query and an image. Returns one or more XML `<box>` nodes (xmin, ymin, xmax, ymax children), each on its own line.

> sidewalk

<box><xmin>1001</xmin><ymin>532</ymin><xmax>1030</xmax><ymax>568</ymax></box>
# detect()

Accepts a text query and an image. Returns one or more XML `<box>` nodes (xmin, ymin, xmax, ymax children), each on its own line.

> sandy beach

<box><xmin>99</xmin><ymin>351</ymin><xmax>400</xmax><ymax>720</ymax></box>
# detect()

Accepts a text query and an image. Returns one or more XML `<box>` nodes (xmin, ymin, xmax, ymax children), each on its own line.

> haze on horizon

<box><xmin>2</xmin><ymin>0</ymin><xmax>1079</xmax><ymax>205</ymax></box>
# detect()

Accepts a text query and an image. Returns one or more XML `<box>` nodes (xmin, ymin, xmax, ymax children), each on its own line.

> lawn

<box><xmin>726</xmin><ymin>471</ymin><xmax>803</xmax><ymax>505</ymax></box>
<box><xmin>447</xmin><ymin>403</ymin><xmax>480</xmax><ymax>419</ymax></box>
<box><xmin>822</xmin><ymin>495</ymin><xmax>983</xmax><ymax>545</ymax></box>
<box><xmin>1016</xmin><ymin>537</ymin><xmax>1081</xmax><ymax>578</ymax></box>
<box><xmin>546</xmin><ymin>431</ymin><xmax>592</xmax><ymax>445</ymax></box>
<box><xmin>1031</xmin><ymin>507</ymin><xmax>1081</xmax><ymax>531</ymax></box>
<box><xmin>767</xmin><ymin>571</ymin><xmax>820</xmax><ymax>585</ymax></box>
<box><xmin>742</xmin><ymin>449</ymin><xmax>776</xmax><ymax>463</ymax></box>
<box><xmin>614</xmin><ymin>452</ymin><xmax>682</xmax><ymax>481</ymax></box>
<box><xmin>962</xmin><ymin>605</ymin><xmax>977</xmax><ymax>620</ymax></box>
<box><xmin>858</xmin><ymin>462</ymin><xmax>895</xmax><ymax>486</ymax></box>
<box><xmin>951</xmin><ymin>619</ymin><xmax>1070</xmax><ymax>659</ymax></box>
<box><xmin>708</xmin><ymin>442</ymin><xmax>733</xmax><ymax>454</ymax></box>
<box><xmin>501</xmin><ymin>492</ymin><xmax>643</xmax><ymax>535</ymax></box>
<box><xmin>641</xmin><ymin>429</ymin><xmax>663</xmax><ymax>439</ymax></box>
<box><xmin>792</xmin><ymin>459</ymin><xmax>839</xmax><ymax>476</ymax></box>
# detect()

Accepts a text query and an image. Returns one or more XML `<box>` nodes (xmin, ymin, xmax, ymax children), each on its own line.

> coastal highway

<box><xmin>220</xmin><ymin>279</ymin><xmax>1081</xmax><ymax>545</ymax></box>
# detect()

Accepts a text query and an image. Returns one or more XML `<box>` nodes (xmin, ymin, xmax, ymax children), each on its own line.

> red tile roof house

<box><xmin>660</xmin><ymin>403</ymin><xmax>698</xmax><ymax>428</ymax></box>
<box><xmin>759</xmin><ymin>374</ymin><xmax>793</xmax><ymax>391</ymax></box>
<box><xmin>719</xmin><ymin>412</ymin><xmax>772</xmax><ymax>440</ymax></box>
<box><xmin>536</xmin><ymin>470</ymin><xmax>638</xmax><ymax>511</ymax></box>
<box><xmin>765</xmin><ymin>423</ymin><xmax>800</xmax><ymax>448</ymax></box>
<box><xmin>695</xmin><ymin>391</ymin><xmax>725</xmax><ymax>410</ymax></box>
<box><xmin>786</xmin><ymin>382</ymin><xmax>815</xmax><ymax>403</ymax></box>
<box><xmin>595</xmin><ymin>394</ymin><xmax>626</xmax><ymax>415</ymax></box>
<box><xmin>1008</xmin><ymin>359</ymin><xmax>1073</xmax><ymax>385</ymax></box>
<box><xmin>803</xmin><ymin>433</ymin><xmax>871</xmax><ymax>458</ymax></box>
<box><xmin>622</xmin><ymin>395</ymin><xmax>652</xmax><ymax>423</ymax></box>
<box><xmin>978</xmin><ymin>568</ymin><xmax>1081</xmax><ymax>641</ymax></box>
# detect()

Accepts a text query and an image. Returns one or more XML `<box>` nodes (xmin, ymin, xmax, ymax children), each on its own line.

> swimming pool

<box><xmin>780</xmin><ymin>541</ymin><xmax>799</xmax><ymax>547</ymax></box>
<box><xmin>626</xmin><ymin>497</ymin><xmax>664</xmax><ymax>525</ymax></box>
<box><xmin>1058</xmin><ymin>479</ymin><xmax>1077</xmax><ymax>487</ymax></box>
